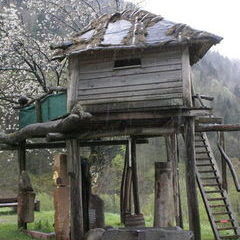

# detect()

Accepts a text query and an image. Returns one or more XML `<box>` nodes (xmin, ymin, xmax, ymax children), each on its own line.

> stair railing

<box><xmin>217</xmin><ymin>144</ymin><xmax>240</xmax><ymax>192</ymax></box>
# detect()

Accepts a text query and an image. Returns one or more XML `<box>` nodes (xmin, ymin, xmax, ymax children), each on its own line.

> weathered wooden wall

<box><xmin>68</xmin><ymin>47</ymin><xmax>191</xmax><ymax>113</ymax></box>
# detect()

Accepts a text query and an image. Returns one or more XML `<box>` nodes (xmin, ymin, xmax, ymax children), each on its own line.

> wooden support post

<box><xmin>166</xmin><ymin>134</ymin><xmax>182</xmax><ymax>227</ymax></box>
<box><xmin>184</xmin><ymin>117</ymin><xmax>201</xmax><ymax>240</ymax></box>
<box><xmin>53</xmin><ymin>154</ymin><xmax>70</xmax><ymax>240</ymax></box>
<box><xmin>219</xmin><ymin>132</ymin><xmax>227</xmax><ymax>191</ymax></box>
<box><xmin>130</xmin><ymin>137</ymin><xmax>140</xmax><ymax>215</ymax></box>
<box><xmin>18</xmin><ymin>140</ymin><xmax>27</xmax><ymax>230</ymax></box>
<box><xmin>176</xmin><ymin>135</ymin><xmax>184</xmax><ymax>229</ymax></box>
<box><xmin>120</xmin><ymin>144</ymin><xmax>128</xmax><ymax>223</ymax></box>
<box><xmin>81</xmin><ymin>158</ymin><xmax>90</xmax><ymax>233</ymax></box>
<box><xmin>17</xmin><ymin>172</ymin><xmax>35</xmax><ymax>230</ymax></box>
<box><xmin>18</xmin><ymin>141</ymin><xmax>26</xmax><ymax>173</ymax></box>
<box><xmin>67</xmin><ymin>139</ymin><xmax>84</xmax><ymax>240</ymax></box>
<box><xmin>154</xmin><ymin>162</ymin><xmax>175</xmax><ymax>227</ymax></box>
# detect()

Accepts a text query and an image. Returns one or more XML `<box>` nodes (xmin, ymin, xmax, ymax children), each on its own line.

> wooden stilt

<box><xmin>67</xmin><ymin>139</ymin><xmax>84</xmax><ymax>240</ymax></box>
<box><xmin>176</xmin><ymin>135</ymin><xmax>184</xmax><ymax>228</ymax></box>
<box><xmin>130</xmin><ymin>137</ymin><xmax>140</xmax><ymax>215</ymax></box>
<box><xmin>166</xmin><ymin>134</ymin><xmax>182</xmax><ymax>227</ymax></box>
<box><xmin>81</xmin><ymin>158</ymin><xmax>90</xmax><ymax>233</ymax></box>
<box><xmin>53</xmin><ymin>154</ymin><xmax>70</xmax><ymax>240</ymax></box>
<box><xmin>184</xmin><ymin>117</ymin><xmax>201</xmax><ymax>240</ymax></box>
<box><xmin>18</xmin><ymin>140</ymin><xmax>27</xmax><ymax>230</ymax></box>
<box><xmin>154</xmin><ymin>162</ymin><xmax>175</xmax><ymax>227</ymax></box>
<box><xmin>18</xmin><ymin>141</ymin><xmax>26</xmax><ymax>173</ymax></box>
<box><xmin>120</xmin><ymin>144</ymin><xmax>128</xmax><ymax>223</ymax></box>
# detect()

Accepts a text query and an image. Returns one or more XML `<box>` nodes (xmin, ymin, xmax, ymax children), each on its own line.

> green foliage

<box><xmin>36</xmin><ymin>193</ymin><xmax>54</xmax><ymax>211</ymax></box>
<box><xmin>31</xmin><ymin>219</ymin><xmax>53</xmax><ymax>232</ymax></box>
<box><xmin>31</xmin><ymin>173</ymin><xmax>54</xmax><ymax>195</ymax></box>
<box><xmin>100</xmin><ymin>194</ymin><xmax>120</xmax><ymax>214</ymax></box>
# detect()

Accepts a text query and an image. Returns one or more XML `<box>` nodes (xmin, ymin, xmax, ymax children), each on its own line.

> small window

<box><xmin>114</xmin><ymin>58</ymin><xmax>141</xmax><ymax>69</ymax></box>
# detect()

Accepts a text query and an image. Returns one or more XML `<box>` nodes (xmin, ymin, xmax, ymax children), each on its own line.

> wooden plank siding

<box><xmin>69</xmin><ymin>47</ymin><xmax>191</xmax><ymax>113</ymax></box>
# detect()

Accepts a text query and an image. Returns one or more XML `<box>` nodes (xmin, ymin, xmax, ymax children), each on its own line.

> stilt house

<box><xmin>3</xmin><ymin>9</ymin><xmax>240</xmax><ymax>240</ymax></box>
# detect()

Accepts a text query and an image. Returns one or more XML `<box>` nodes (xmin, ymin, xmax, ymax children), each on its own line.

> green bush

<box><xmin>36</xmin><ymin>192</ymin><xmax>54</xmax><ymax>211</ymax></box>
<box><xmin>100</xmin><ymin>194</ymin><xmax>120</xmax><ymax>214</ymax></box>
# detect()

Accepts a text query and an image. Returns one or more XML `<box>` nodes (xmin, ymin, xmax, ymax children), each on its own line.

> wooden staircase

<box><xmin>195</xmin><ymin>132</ymin><xmax>240</xmax><ymax>240</ymax></box>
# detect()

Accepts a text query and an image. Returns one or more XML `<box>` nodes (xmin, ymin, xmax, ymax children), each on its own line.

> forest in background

<box><xmin>0</xmin><ymin>0</ymin><xmax>240</xmax><ymax>225</ymax></box>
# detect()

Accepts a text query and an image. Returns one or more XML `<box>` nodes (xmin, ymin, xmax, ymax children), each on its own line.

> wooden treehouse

<box><xmin>2</xmin><ymin>9</ymin><xmax>240</xmax><ymax>240</ymax></box>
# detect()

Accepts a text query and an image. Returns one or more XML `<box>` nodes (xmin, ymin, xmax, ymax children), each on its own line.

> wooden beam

<box><xmin>184</xmin><ymin>118</ymin><xmax>201</xmax><ymax>240</ymax></box>
<box><xmin>67</xmin><ymin>139</ymin><xmax>84</xmax><ymax>240</ymax></box>
<box><xmin>46</xmin><ymin>127</ymin><xmax>176</xmax><ymax>142</ymax></box>
<box><xmin>0</xmin><ymin>139</ymin><xmax>148</xmax><ymax>151</ymax></box>
<box><xmin>196</xmin><ymin>124</ymin><xmax>240</xmax><ymax>132</ymax></box>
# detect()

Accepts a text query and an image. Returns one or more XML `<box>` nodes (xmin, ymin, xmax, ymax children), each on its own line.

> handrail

<box><xmin>218</xmin><ymin>144</ymin><xmax>240</xmax><ymax>192</ymax></box>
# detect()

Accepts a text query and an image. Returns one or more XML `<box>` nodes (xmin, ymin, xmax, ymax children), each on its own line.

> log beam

<box><xmin>196</xmin><ymin>124</ymin><xmax>240</xmax><ymax>132</ymax></box>
<box><xmin>0</xmin><ymin>112</ymin><xmax>91</xmax><ymax>145</ymax></box>
<box><xmin>46</xmin><ymin>127</ymin><xmax>176</xmax><ymax>142</ymax></box>
<box><xmin>0</xmin><ymin>139</ymin><xmax>148</xmax><ymax>151</ymax></box>
<box><xmin>184</xmin><ymin>118</ymin><xmax>201</xmax><ymax>240</ymax></box>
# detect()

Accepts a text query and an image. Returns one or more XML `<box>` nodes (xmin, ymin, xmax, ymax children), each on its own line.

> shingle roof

<box><xmin>52</xmin><ymin>10</ymin><xmax>222</xmax><ymax>65</ymax></box>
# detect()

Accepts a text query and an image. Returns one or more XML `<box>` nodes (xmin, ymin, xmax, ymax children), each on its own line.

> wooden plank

<box><xmin>68</xmin><ymin>56</ymin><xmax>80</xmax><ymax>111</ymax></box>
<box><xmin>184</xmin><ymin>118</ymin><xmax>201</xmax><ymax>240</ymax></box>
<box><xmin>78</xmin><ymin>70</ymin><xmax>182</xmax><ymax>89</ymax></box>
<box><xmin>80</xmin><ymin>93</ymin><xmax>183</xmax><ymax>105</ymax></box>
<box><xmin>78</xmin><ymin>81</ymin><xmax>182</xmax><ymax>95</ymax></box>
<box><xmin>0</xmin><ymin>198</ymin><xmax>17</xmax><ymax>203</ymax></box>
<box><xmin>79</xmin><ymin>64</ymin><xmax>182</xmax><ymax>80</ymax></box>
<box><xmin>0</xmin><ymin>203</ymin><xmax>18</xmax><ymax>207</ymax></box>
<box><xmin>78</xmin><ymin>88</ymin><xmax>183</xmax><ymax>101</ymax></box>
<box><xmin>23</xmin><ymin>230</ymin><xmax>55</xmax><ymax>239</ymax></box>
<box><xmin>83</xmin><ymin>98</ymin><xmax>183</xmax><ymax>113</ymax></box>
<box><xmin>67</xmin><ymin>139</ymin><xmax>84</xmax><ymax>240</ymax></box>
<box><xmin>79</xmin><ymin>61</ymin><xmax>182</xmax><ymax>76</ymax></box>
<box><xmin>78</xmin><ymin>48</ymin><xmax>182</xmax><ymax>69</ymax></box>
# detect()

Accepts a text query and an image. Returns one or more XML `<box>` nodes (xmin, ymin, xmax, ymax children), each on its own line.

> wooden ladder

<box><xmin>195</xmin><ymin>132</ymin><xmax>240</xmax><ymax>239</ymax></box>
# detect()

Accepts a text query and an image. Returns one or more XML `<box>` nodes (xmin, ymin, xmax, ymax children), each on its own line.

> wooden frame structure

<box><xmin>3</xmin><ymin>9</ymin><xmax>240</xmax><ymax>240</ymax></box>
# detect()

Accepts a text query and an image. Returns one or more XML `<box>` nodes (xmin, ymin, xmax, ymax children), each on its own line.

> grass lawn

<box><xmin>0</xmin><ymin>208</ymin><xmax>214</xmax><ymax>240</ymax></box>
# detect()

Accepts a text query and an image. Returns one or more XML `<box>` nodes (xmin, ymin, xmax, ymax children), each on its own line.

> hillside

<box><xmin>193</xmin><ymin>51</ymin><xmax>240</xmax><ymax>124</ymax></box>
